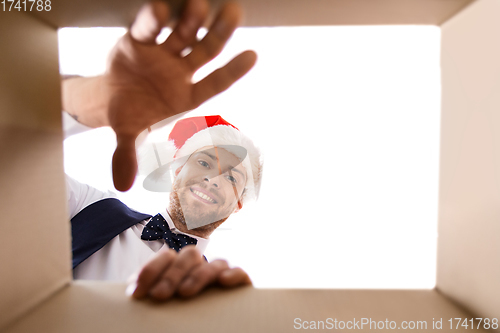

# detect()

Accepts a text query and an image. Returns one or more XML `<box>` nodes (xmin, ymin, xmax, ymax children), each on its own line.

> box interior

<box><xmin>2</xmin><ymin>0</ymin><xmax>500</xmax><ymax>331</ymax></box>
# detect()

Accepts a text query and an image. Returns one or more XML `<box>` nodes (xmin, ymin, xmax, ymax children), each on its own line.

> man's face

<box><xmin>169</xmin><ymin>146</ymin><xmax>247</xmax><ymax>230</ymax></box>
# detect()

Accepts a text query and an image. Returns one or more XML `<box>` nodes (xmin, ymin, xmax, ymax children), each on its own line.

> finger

<box><xmin>177</xmin><ymin>259</ymin><xmax>230</xmax><ymax>297</ymax></box>
<box><xmin>130</xmin><ymin>1</ymin><xmax>170</xmax><ymax>44</ymax></box>
<box><xmin>184</xmin><ymin>1</ymin><xmax>241</xmax><ymax>70</ymax></box>
<box><xmin>192</xmin><ymin>50</ymin><xmax>257</xmax><ymax>107</ymax></box>
<box><xmin>162</xmin><ymin>0</ymin><xmax>209</xmax><ymax>54</ymax></box>
<box><xmin>131</xmin><ymin>248</ymin><xmax>177</xmax><ymax>299</ymax></box>
<box><xmin>112</xmin><ymin>134</ymin><xmax>138</xmax><ymax>192</ymax></box>
<box><xmin>217</xmin><ymin>267</ymin><xmax>252</xmax><ymax>286</ymax></box>
<box><xmin>148</xmin><ymin>245</ymin><xmax>204</xmax><ymax>300</ymax></box>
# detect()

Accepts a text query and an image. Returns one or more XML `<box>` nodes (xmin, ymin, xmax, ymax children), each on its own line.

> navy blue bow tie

<box><xmin>141</xmin><ymin>214</ymin><xmax>198</xmax><ymax>251</ymax></box>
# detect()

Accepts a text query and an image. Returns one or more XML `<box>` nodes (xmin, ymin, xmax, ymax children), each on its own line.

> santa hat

<box><xmin>140</xmin><ymin>116</ymin><xmax>263</xmax><ymax>206</ymax></box>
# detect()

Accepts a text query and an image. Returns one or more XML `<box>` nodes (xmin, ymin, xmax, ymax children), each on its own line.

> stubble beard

<box><xmin>168</xmin><ymin>178</ymin><xmax>228</xmax><ymax>237</ymax></box>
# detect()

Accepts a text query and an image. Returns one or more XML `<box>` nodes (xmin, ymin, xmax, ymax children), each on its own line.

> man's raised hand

<box><xmin>109</xmin><ymin>0</ymin><xmax>256</xmax><ymax>191</ymax></box>
<box><xmin>62</xmin><ymin>0</ymin><xmax>256</xmax><ymax>191</ymax></box>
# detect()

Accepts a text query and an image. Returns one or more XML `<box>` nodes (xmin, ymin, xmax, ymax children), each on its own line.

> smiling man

<box><xmin>70</xmin><ymin>115</ymin><xmax>262</xmax><ymax>282</ymax></box>
<box><xmin>63</xmin><ymin>0</ymin><xmax>262</xmax><ymax>300</ymax></box>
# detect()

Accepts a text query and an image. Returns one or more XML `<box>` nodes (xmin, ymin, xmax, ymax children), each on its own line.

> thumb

<box><xmin>112</xmin><ymin>135</ymin><xmax>138</xmax><ymax>191</ymax></box>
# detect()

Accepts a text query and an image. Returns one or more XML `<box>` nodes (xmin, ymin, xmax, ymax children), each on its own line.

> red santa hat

<box><xmin>141</xmin><ymin>115</ymin><xmax>263</xmax><ymax>206</ymax></box>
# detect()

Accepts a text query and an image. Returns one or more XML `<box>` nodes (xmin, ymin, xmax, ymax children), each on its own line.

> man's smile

<box><xmin>190</xmin><ymin>187</ymin><xmax>218</xmax><ymax>204</ymax></box>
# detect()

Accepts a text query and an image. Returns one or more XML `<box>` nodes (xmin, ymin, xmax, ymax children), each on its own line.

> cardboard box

<box><xmin>1</xmin><ymin>0</ymin><xmax>499</xmax><ymax>331</ymax></box>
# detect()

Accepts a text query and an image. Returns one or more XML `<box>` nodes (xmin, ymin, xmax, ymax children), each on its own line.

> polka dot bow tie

<box><xmin>141</xmin><ymin>214</ymin><xmax>197</xmax><ymax>251</ymax></box>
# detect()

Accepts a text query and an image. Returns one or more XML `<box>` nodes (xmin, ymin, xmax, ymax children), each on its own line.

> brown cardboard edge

<box><xmin>1</xmin><ymin>279</ymin><xmax>70</xmax><ymax>332</ymax></box>
<box><xmin>29</xmin><ymin>0</ymin><xmax>476</xmax><ymax>28</ymax></box>
<box><xmin>3</xmin><ymin>283</ymin><xmax>494</xmax><ymax>333</ymax></box>
<box><xmin>437</xmin><ymin>0</ymin><xmax>500</xmax><ymax>321</ymax></box>
<box><xmin>439</xmin><ymin>0</ymin><xmax>480</xmax><ymax>27</ymax></box>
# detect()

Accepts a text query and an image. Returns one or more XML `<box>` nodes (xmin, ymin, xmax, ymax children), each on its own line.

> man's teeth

<box><xmin>193</xmin><ymin>190</ymin><xmax>215</xmax><ymax>203</ymax></box>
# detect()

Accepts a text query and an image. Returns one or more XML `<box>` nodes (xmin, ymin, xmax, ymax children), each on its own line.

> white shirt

<box><xmin>67</xmin><ymin>175</ymin><xmax>209</xmax><ymax>281</ymax></box>
<box><xmin>65</xmin><ymin>158</ymin><xmax>209</xmax><ymax>281</ymax></box>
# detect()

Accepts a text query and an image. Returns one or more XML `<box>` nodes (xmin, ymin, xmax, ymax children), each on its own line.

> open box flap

<box><xmin>3</xmin><ymin>282</ymin><xmax>492</xmax><ymax>333</ymax></box>
<box><xmin>438</xmin><ymin>0</ymin><xmax>500</xmax><ymax>319</ymax></box>
<box><xmin>29</xmin><ymin>0</ymin><xmax>475</xmax><ymax>28</ymax></box>
<box><xmin>0</xmin><ymin>10</ymin><xmax>70</xmax><ymax>331</ymax></box>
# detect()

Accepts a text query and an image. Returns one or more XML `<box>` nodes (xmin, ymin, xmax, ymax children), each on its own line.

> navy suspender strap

<box><xmin>71</xmin><ymin>198</ymin><xmax>151</xmax><ymax>269</ymax></box>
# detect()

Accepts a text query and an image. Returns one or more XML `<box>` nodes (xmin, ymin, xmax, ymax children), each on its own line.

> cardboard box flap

<box><xmin>0</xmin><ymin>10</ymin><xmax>70</xmax><ymax>331</ymax></box>
<box><xmin>3</xmin><ymin>282</ymin><xmax>491</xmax><ymax>333</ymax></box>
<box><xmin>1</xmin><ymin>0</ymin><xmax>499</xmax><ymax>331</ymax></box>
<box><xmin>438</xmin><ymin>0</ymin><xmax>500</xmax><ymax>319</ymax></box>
<box><xmin>30</xmin><ymin>0</ymin><xmax>475</xmax><ymax>28</ymax></box>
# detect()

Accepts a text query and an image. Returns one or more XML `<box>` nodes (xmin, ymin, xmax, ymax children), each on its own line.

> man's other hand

<box><xmin>127</xmin><ymin>246</ymin><xmax>252</xmax><ymax>301</ymax></box>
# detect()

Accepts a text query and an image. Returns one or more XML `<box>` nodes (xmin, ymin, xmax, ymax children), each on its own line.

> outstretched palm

<box><xmin>106</xmin><ymin>0</ymin><xmax>256</xmax><ymax>191</ymax></box>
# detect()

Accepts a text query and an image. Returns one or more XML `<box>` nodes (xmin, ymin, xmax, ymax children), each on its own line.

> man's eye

<box><xmin>198</xmin><ymin>160</ymin><xmax>209</xmax><ymax>168</ymax></box>
<box><xmin>226</xmin><ymin>175</ymin><xmax>237</xmax><ymax>184</ymax></box>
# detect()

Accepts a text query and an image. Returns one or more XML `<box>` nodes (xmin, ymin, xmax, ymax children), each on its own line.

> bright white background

<box><xmin>59</xmin><ymin>25</ymin><xmax>441</xmax><ymax>289</ymax></box>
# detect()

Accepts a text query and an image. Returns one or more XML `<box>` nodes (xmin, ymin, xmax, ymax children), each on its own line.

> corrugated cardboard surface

<box><xmin>30</xmin><ymin>0</ymin><xmax>475</xmax><ymax>28</ymax></box>
<box><xmin>1</xmin><ymin>0</ymin><xmax>499</xmax><ymax>331</ymax></box>
<box><xmin>438</xmin><ymin>0</ymin><xmax>500</xmax><ymax>319</ymax></box>
<box><xmin>0</xmin><ymin>11</ymin><xmax>61</xmax><ymax>131</ymax></box>
<box><xmin>3</xmin><ymin>282</ymin><xmax>490</xmax><ymax>333</ymax></box>
<box><xmin>0</xmin><ymin>11</ymin><xmax>70</xmax><ymax>331</ymax></box>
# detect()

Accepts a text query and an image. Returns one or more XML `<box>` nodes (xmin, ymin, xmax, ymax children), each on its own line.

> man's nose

<box><xmin>203</xmin><ymin>176</ymin><xmax>219</xmax><ymax>188</ymax></box>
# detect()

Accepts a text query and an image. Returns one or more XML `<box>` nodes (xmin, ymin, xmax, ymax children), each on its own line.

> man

<box><xmin>68</xmin><ymin>115</ymin><xmax>262</xmax><ymax>300</ymax></box>
<box><xmin>62</xmin><ymin>0</ymin><xmax>257</xmax><ymax>191</ymax></box>
<box><xmin>63</xmin><ymin>0</ymin><xmax>260</xmax><ymax>301</ymax></box>
<box><xmin>69</xmin><ymin>115</ymin><xmax>262</xmax><ymax>277</ymax></box>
